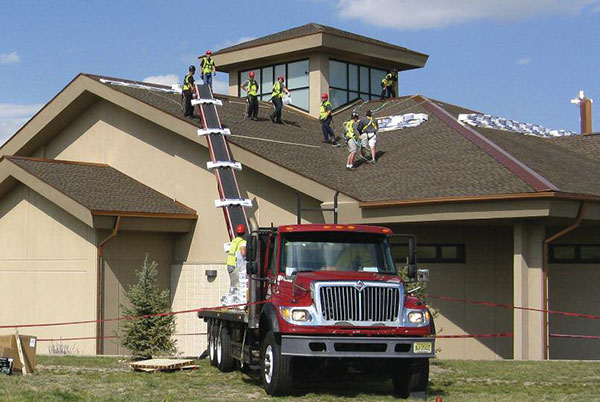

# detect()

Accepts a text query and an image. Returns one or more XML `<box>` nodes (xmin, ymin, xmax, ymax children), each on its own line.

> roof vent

<box><xmin>570</xmin><ymin>91</ymin><xmax>593</xmax><ymax>134</ymax></box>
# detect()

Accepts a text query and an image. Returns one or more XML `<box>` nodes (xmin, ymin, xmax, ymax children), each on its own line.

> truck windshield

<box><xmin>281</xmin><ymin>231</ymin><xmax>396</xmax><ymax>274</ymax></box>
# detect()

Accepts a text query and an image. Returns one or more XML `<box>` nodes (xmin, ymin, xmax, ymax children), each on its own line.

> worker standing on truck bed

<box><xmin>359</xmin><ymin>110</ymin><xmax>378</xmax><ymax>163</ymax></box>
<box><xmin>199</xmin><ymin>50</ymin><xmax>216</xmax><ymax>90</ymax></box>
<box><xmin>241</xmin><ymin>71</ymin><xmax>259</xmax><ymax>121</ymax></box>
<box><xmin>345</xmin><ymin>112</ymin><xmax>360</xmax><ymax>170</ymax></box>
<box><xmin>182</xmin><ymin>65</ymin><xmax>196</xmax><ymax>118</ymax></box>
<box><xmin>224</xmin><ymin>224</ymin><xmax>247</xmax><ymax>304</ymax></box>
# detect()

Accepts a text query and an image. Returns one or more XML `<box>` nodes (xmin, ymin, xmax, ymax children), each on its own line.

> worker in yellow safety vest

<box><xmin>182</xmin><ymin>65</ymin><xmax>196</xmax><ymax>118</ymax></box>
<box><xmin>270</xmin><ymin>76</ymin><xmax>289</xmax><ymax>124</ymax></box>
<box><xmin>381</xmin><ymin>69</ymin><xmax>398</xmax><ymax>99</ymax></box>
<box><xmin>241</xmin><ymin>71</ymin><xmax>260</xmax><ymax>121</ymax></box>
<box><xmin>358</xmin><ymin>110</ymin><xmax>378</xmax><ymax>163</ymax></box>
<box><xmin>226</xmin><ymin>224</ymin><xmax>247</xmax><ymax>293</ymax></box>
<box><xmin>344</xmin><ymin>112</ymin><xmax>361</xmax><ymax>170</ymax></box>
<box><xmin>320</xmin><ymin>93</ymin><xmax>336</xmax><ymax>144</ymax></box>
<box><xmin>198</xmin><ymin>50</ymin><xmax>216</xmax><ymax>90</ymax></box>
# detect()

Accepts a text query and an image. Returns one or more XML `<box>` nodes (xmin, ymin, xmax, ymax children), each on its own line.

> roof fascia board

<box><xmin>0</xmin><ymin>158</ymin><xmax>94</xmax><ymax>226</ymax></box>
<box><xmin>320</xmin><ymin>34</ymin><xmax>428</xmax><ymax>70</ymax></box>
<box><xmin>213</xmin><ymin>33</ymin><xmax>324</xmax><ymax>71</ymax></box>
<box><xmin>0</xmin><ymin>75</ymin><xmax>88</xmax><ymax>157</ymax></box>
<box><xmin>415</xmin><ymin>95</ymin><xmax>558</xmax><ymax>192</ymax></box>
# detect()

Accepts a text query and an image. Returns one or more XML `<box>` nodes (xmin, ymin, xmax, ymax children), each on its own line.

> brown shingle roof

<box><xmin>87</xmin><ymin>74</ymin><xmax>600</xmax><ymax>202</ymax></box>
<box><xmin>6</xmin><ymin>156</ymin><xmax>196</xmax><ymax>216</ymax></box>
<box><xmin>213</xmin><ymin>23</ymin><xmax>426</xmax><ymax>57</ymax></box>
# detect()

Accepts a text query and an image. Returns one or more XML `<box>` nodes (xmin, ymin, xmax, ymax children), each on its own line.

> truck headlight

<box><xmin>408</xmin><ymin>311</ymin><xmax>425</xmax><ymax>324</ymax></box>
<box><xmin>280</xmin><ymin>307</ymin><xmax>312</xmax><ymax>323</ymax></box>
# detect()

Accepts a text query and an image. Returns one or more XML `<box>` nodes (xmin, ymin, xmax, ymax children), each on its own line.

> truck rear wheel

<box><xmin>208</xmin><ymin>322</ymin><xmax>217</xmax><ymax>367</ymax></box>
<box><xmin>216</xmin><ymin>326</ymin><xmax>235</xmax><ymax>372</ymax></box>
<box><xmin>260</xmin><ymin>331</ymin><xmax>293</xmax><ymax>396</ymax></box>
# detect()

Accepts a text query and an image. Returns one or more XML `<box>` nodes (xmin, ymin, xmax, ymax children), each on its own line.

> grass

<box><xmin>0</xmin><ymin>356</ymin><xmax>599</xmax><ymax>401</ymax></box>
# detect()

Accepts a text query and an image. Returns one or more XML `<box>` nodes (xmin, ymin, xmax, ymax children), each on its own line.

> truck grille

<box><xmin>318</xmin><ymin>284</ymin><xmax>401</xmax><ymax>323</ymax></box>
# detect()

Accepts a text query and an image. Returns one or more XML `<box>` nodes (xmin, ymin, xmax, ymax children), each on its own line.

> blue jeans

<box><xmin>321</xmin><ymin>116</ymin><xmax>335</xmax><ymax>141</ymax></box>
<box><xmin>202</xmin><ymin>73</ymin><xmax>213</xmax><ymax>89</ymax></box>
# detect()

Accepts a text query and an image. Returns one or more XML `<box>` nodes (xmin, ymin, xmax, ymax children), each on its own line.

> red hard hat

<box><xmin>235</xmin><ymin>224</ymin><xmax>246</xmax><ymax>235</ymax></box>
<box><xmin>206</xmin><ymin>50</ymin><xmax>212</xmax><ymax>55</ymax></box>
<box><xmin>321</xmin><ymin>93</ymin><xmax>329</xmax><ymax>100</ymax></box>
<box><xmin>249</xmin><ymin>71</ymin><xmax>255</xmax><ymax>78</ymax></box>
<box><xmin>277</xmin><ymin>75</ymin><xmax>284</xmax><ymax>82</ymax></box>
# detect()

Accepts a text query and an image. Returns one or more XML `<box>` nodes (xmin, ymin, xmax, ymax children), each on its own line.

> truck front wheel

<box><xmin>260</xmin><ymin>331</ymin><xmax>293</xmax><ymax>396</ymax></box>
<box><xmin>412</xmin><ymin>358</ymin><xmax>429</xmax><ymax>392</ymax></box>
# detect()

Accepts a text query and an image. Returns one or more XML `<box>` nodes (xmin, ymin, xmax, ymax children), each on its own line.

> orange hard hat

<box><xmin>321</xmin><ymin>93</ymin><xmax>329</xmax><ymax>100</ymax></box>
<box><xmin>249</xmin><ymin>71</ymin><xmax>255</xmax><ymax>78</ymax></box>
<box><xmin>235</xmin><ymin>224</ymin><xmax>246</xmax><ymax>235</ymax></box>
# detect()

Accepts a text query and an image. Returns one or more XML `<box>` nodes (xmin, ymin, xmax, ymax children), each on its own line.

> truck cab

<box><xmin>201</xmin><ymin>224</ymin><xmax>434</xmax><ymax>397</ymax></box>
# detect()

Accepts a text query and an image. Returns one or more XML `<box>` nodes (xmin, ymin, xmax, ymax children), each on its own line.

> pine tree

<box><xmin>120</xmin><ymin>254</ymin><xmax>176</xmax><ymax>359</ymax></box>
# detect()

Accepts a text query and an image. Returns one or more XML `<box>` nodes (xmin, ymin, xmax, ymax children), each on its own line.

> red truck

<box><xmin>198</xmin><ymin>224</ymin><xmax>435</xmax><ymax>397</ymax></box>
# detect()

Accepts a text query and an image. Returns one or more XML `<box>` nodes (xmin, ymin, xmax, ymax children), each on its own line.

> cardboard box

<box><xmin>0</xmin><ymin>334</ymin><xmax>37</xmax><ymax>373</ymax></box>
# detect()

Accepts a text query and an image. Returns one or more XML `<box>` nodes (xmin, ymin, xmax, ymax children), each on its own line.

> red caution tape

<box><xmin>549</xmin><ymin>333</ymin><xmax>600</xmax><ymax>340</ymax></box>
<box><xmin>0</xmin><ymin>300</ymin><xmax>267</xmax><ymax>330</ymax></box>
<box><xmin>426</xmin><ymin>294</ymin><xmax>600</xmax><ymax>320</ymax></box>
<box><xmin>37</xmin><ymin>333</ymin><xmax>209</xmax><ymax>342</ymax></box>
<box><xmin>435</xmin><ymin>333</ymin><xmax>513</xmax><ymax>339</ymax></box>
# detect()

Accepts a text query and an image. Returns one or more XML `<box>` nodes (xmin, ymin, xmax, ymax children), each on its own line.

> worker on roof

<box><xmin>358</xmin><ymin>110</ymin><xmax>378</xmax><ymax>164</ymax></box>
<box><xmin>199</xmin><ymin>50</ymin><xmax>216</xmax><ymax>90</ymax></box>
<box><xmin>241</xmin><ymin>71</ymin><xmax>260</xmax><ymax>121</ymax></box>
<box><xmin>225</xmin><ymin>224</ymin><xmax>248</xmax><ymax>303</ymax></box>
<box><xmin>319</xmin><ymin>93</ymin><xmax>337</xmax><ymax>145</ymax></box>
<box><xmin>270</xmin><ymin>76</ymin><xmax>289</xmax><ymax>124</ymax></box>
<box><xmin>381</xmin><ymin>69</ymin><xmax>398</xmax><ymax>99</ymax></box>
<box><xmin>182</xmin><ymin>65</ymin><xmax>196</xmax><ymax>118</ymax></box>
<box><xmin>344</xmin><ymin>112</ymin><xmax>361</xmax><ymax>171</ymax></box>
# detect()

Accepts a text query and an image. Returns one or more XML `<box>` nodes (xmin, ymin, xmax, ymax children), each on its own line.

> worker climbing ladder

<box><xmin>192</xmin><ymin>84</ymin><xmax>251</xmax><ymax>241</ymax></box>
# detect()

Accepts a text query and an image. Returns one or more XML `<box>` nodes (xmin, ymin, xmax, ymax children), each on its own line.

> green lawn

<box><xmin>1</xmin><ymin>356</ymin><xmax>599</xmax><ymax>401</ymax></box>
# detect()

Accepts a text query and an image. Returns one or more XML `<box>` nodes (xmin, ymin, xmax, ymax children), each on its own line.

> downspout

<box><xmin>542</xmin><ymin>201</ymin><xmax>586</xmax><ymax>359</ymax></box>
<box><xmin>96</xmin><ymin>216</ymin><xmax>121</xmax><ymax>355</ymax></box>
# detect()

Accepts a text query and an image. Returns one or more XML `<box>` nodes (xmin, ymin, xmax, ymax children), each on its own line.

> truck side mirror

<box><xmin>407</xmin><ymin>236</ymin><xmax>417</xmax><ymax>280</ymax></box>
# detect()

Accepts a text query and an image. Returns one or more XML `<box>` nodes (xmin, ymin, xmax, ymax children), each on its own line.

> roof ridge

<box><xmin>414</xmin><ymin>95</ymin><xmax>558</xmax><ymax>192</ymax></box>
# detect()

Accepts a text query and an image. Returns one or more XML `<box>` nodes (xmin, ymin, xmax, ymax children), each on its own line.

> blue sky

<box><xmin>1</xmin><ymin>0</ymin><xmax>599</xmax><ymax>143</ymax></box>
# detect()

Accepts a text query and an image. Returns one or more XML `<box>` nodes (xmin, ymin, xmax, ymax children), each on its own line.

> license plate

<box><xmin>413</xmin><ymin>342</ymin><xmax>432</xmax><ymax>354</ymax></box>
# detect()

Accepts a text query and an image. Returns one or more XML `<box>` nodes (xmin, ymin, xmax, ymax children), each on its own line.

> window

<box><xmin>549</xmin><ymin>244</ymin><xmax>600</xmax><ymax>263</ymax></box>
<box><xmin>328</xmin><ymin>59</ymin><xmax>388</xmax><ymax>109</ymax></box>
<box><xmin>239</xmin><ymin>59</ymin><xmax>310</xmax><ymax>112</ymax></box>
<box><xmin>391</xmin><ymin>243</ymin><xmax>466</xmax><ymax>264</ymax></box>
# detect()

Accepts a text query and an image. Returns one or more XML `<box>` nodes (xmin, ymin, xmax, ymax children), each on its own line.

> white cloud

<box><xmin>0</xmin><ymin>103</ymin><xmax>43</xmax><ymax>145</ymax></box>
<box><xmin>516</xmin><ymin>57</ymin><xmax>532</xmax><ymax>65</ymax></box>
<box><xmin>337</xmin><ymin>0</ymin><xmax>600</xmax><ymax>29</ymax></box>
<box><xmin>142</xmin><ymin>74</ymin><xmax>179</xmax><ymax>86</ymax></box>
<box><xmin>0</xmin><ymin>51</ymin><xmax>21</xmax><ymax>65</ymax></box>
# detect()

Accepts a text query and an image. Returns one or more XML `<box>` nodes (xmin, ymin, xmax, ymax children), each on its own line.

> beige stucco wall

<box><xmin>390</xmin><ymin>223</ymin><xmax>513</xmax><ymax>360</ymax></box>
<box><xmin>547</xmin><ymin>226</ymin><xmax>600</xmax><ymax>360</ymax></box>
<box><xmin>100</xmin><ymin>230</ymin><xmax>174</xmax><ymax>355</ymax></box>
<box><xmin>0</xmin><ymin>184</ymin><xmax>97</xmax><ymax>354</ymax></box>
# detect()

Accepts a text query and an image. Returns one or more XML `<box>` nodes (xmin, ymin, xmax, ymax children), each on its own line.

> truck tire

<box><xmin>209</xmin><ymin>322</ymin><xmax>218</xmax><ymax>367</ymax></box>
<box><xmin>217</xmin><ymin>326</ymin><xmax>235</xmax><ymax>372</ymax></box>
<box><xmin>260</xmin><ymin>331</ymin><xmax>293</xmax><ymax>396</ymax></box>
<box><xmin>391</xmin><ymin>360</ymin><xmax>412</xmax><ymax>399</ymax></box>
<box><xmin>412</xmin><ymin>358</ymin><xmax>429</xmax><ymax>392</ymax></box>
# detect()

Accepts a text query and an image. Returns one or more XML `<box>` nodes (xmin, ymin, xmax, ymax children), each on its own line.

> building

<box><xmin>1</xmin><ymin>23</ymin><xmax>599</xmax><ymax>360</ymax></box>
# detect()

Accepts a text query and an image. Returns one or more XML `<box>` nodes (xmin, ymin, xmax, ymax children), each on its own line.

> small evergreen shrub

<box><xmin>119</xmin><ymin>254</ymin><xmax>176</xmax><ymax>359</ymax></box>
